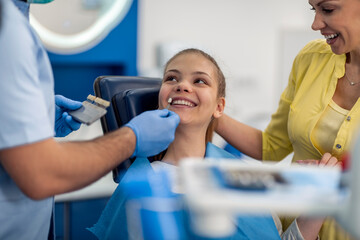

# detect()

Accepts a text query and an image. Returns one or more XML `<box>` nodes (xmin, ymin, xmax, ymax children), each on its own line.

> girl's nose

<box><xmin>176</xmin><ymin>81</ymin><xmax>192</xmax><ymax>93</ymax></box>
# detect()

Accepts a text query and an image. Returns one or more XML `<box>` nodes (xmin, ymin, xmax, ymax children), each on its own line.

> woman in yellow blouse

<box><xmin>216</xmin><ymin>0</ymin><xmax>360</xmax><ymax>239</ymax></box>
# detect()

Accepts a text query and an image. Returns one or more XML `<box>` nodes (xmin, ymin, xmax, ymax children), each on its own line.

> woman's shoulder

<box><xmin>291</xmin><ymin>39</ymin><xmax>337</xmax><ymax>77</ymax></box>
<box><xmin>297</xmin><ymin>39</ymin><xmax>333</xmax><ymax>56</ymax></box>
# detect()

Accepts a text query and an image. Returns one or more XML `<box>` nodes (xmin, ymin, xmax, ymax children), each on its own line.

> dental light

<box><xmin>29</xmin><ymin>0</ymin><xmax>133</xmax><ymax>54</ymax></box>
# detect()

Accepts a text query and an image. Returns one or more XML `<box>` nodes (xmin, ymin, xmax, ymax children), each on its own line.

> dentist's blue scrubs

<box><xmin>0</xmin><ymin>0</ymin><xmax>55</xmax><ymax>239</ymax></box>
<box><xmin>89</xmin><ymin>143</ymin><xmax>281</xmax><ymax>240</ymax></box>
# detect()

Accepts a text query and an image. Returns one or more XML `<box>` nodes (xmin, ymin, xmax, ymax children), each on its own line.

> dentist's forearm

<box><xmin>0</xmin><ymin>127</ymin><xmax>136</xmax><ymax>200</ymax></box>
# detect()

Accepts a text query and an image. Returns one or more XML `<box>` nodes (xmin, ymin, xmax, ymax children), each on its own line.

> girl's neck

<box><xmin>162</xmin><ymin>127</ymin><xmax>207</xmax><ymax>166</ymax></box>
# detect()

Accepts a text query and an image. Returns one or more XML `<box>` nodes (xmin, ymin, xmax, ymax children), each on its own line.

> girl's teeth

<box><xmin>173</xmin><ymin>100</ymin><xmax>194</xmax><ymax>107</ymax></box>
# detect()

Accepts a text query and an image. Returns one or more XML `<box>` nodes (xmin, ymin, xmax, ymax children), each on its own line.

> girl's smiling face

<box><xmin>159</xmin><ymin>52</ymin><xmax>225</xmax><ymax>128</ymax></box>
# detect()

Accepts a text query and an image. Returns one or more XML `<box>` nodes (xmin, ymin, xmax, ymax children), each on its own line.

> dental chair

<box><xmin>94</xmin><ymin>76</ymin><xmax>162</xmax><ymax>183</ymax></box>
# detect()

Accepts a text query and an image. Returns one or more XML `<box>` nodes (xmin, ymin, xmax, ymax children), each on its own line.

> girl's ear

<box><xmin>213</xmin><ymin>97</ymin><xmax>225</xmax><ymax>119</ymax></box>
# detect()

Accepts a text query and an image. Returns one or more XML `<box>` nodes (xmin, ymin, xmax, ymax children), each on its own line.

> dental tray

<box><xmin>179</xmin><ymin>158</ymin><xmax>346</xmax><ymax>216</ymax></box>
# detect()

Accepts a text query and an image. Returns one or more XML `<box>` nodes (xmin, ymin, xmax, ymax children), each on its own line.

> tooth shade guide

<box><xmin>166</xmin><ymin>97</ymin><xmax>172</xmax><ymax>109</ymax></box>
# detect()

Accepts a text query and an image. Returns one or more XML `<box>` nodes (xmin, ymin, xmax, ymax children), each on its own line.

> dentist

<box><xmin>0</xmin><ymin>0</ymin><xmax>180</xmax><ymax>239</ymax></box>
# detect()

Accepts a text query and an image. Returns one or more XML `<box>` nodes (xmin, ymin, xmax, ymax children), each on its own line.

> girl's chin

<box><xmin>177</xmin><ymin>119</ymin><xmax>195</xmax><ymax>127</ymax></box>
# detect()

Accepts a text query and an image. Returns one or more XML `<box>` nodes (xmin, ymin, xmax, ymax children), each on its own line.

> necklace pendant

<box><xmin>345</xmin><ymin>73</ymin><xmax>359</xmax><ymax>86</ymax></box>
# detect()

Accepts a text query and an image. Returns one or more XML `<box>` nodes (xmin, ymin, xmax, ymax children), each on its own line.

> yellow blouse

<box><xmin>311</xmin><ymin>100</ymin><xmax>349</xmax><ymax>155</ymax></box>
<box><xmin>262</xmin><ymin>39</ymin><xmax>359</xmax><ymax>240</ymax></box>
<box><xmin>262</xmin><ymin>39</ymin><xmax>360</xmax><ymax>162</ymax></box>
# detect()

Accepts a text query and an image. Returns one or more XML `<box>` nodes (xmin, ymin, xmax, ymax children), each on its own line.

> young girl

<box><xmin>89</xmin><ymin>49</ymin><xmax>316</xmax><ymax>240</ymax></box>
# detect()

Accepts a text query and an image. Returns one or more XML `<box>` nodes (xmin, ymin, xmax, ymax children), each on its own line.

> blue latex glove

<box><xmin>55</xmin><ymin>95</ymin><xmax>83</xmax><ymax>137</ymax></box>
<box><xmin>125</xmin><ymin>109</ymin><xmax>180</xmax><ymax>158</ymax></box>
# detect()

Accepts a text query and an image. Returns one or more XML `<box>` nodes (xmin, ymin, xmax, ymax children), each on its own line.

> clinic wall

<box><xmin>137</xmin><ymin>0</ymin><xmax>320</xmax><ymax>132</ymax></box>
<box><xmin>36</xmin><ymin>0</ymin><xmax>321</xmax><ymax>135</ymax></box>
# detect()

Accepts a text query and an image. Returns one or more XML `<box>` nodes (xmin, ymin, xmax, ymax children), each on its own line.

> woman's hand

<box><xmin>318</xmin><ymin>152</ymin><xmax>342</xmax><ymax>167</ymax></box>
<box><xmin>294</xmin><ymin>152</ymin><xmax>341</xmax><ymax>240</ymax></box>
<box><xmin>296</xmin><ymin>152</ymin><xmax>342</xmax><ymax>167</ymax></box>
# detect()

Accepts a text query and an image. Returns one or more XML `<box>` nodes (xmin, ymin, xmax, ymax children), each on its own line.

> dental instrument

<box><xmin>166</xmin><ymin>97</ymin><xmax>172</xmax><ymax>109</ymax></box>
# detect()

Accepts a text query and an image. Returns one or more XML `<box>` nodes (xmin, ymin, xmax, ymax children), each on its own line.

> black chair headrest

<box><xmin>112</xmin><ymin>87</ymin><xmax>160</xmax><ymax>127</ymax></box>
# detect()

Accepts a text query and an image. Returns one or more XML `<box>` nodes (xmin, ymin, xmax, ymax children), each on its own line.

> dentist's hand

<box><xmin>125</xmin><ymin>109</ymin><xmax>180</xmax><ymax>158</ymax></box>
<box><xmin>55</xmin><ymin>95</ymin><xmax>82</xmax><ymax>137</ymax></box>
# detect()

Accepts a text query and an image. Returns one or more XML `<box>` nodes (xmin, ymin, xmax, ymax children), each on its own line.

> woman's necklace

<box><xmin>345</xmin><ymin>73</ymin><xmax>360</xmax><ymax>86</ymax></box>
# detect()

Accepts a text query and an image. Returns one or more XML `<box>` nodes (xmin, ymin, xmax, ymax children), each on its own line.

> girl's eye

<box><xmin>165</xmin><ymin>76</ymin><xmax>177</xmax><ymax>82</ymax></box>
<box><xmin>194</xmin><ymin>79</ymin><xmax>207</xmax><ymax>84</ymax></box>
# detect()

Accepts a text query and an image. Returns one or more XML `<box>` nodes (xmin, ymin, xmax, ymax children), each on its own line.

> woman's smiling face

<box><xmin>159</xmin><ymin>52</ymin><xmax>224</xmax><ymax>128</ymax></box>
<box><xmin>309</xmin><ymin>0</ymin><xmax>360</xmax><ymax>55</ymax></box>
